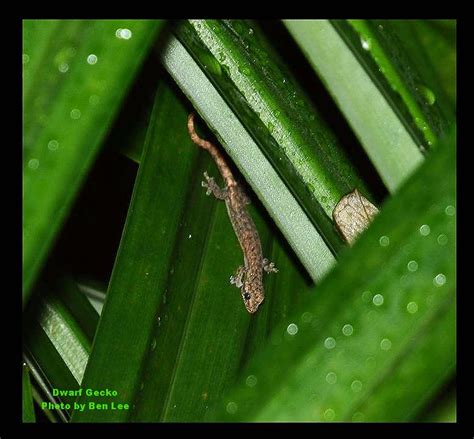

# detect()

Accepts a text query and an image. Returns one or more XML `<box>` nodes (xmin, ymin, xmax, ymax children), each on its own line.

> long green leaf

<box><xmin>386</xmin><ymin>20</ymin><xmax>456</xmax><ymax>119</ymax></box>
<box><xmin>211</xmin><ymin>128</ymin><xmax>455</xmax><ymax>421</ymax></box>
<box><xmin>284</xmin><ymin>19</ymin><xmax>436</xmax><ymax>192</ymax></box>
<box><xmin>72</xmin><ymin>79</ymin><xmax>199</xmax><ymax>422</ymax></box>
<box><xmin>23</xmin><ymin>20</ymin><xmax>163</xmax><ymax>304</ymax></box>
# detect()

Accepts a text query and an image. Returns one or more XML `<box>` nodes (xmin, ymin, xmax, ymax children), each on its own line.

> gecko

<box><xmin>187</xmin><ymin>113</ymin><xmax>277</xmax><ymax>314</ymax></box>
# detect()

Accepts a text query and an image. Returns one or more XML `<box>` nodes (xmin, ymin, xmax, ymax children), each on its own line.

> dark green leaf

<box><xmin>211</xmin><ymin>128</ymin><xmax>455</xmax><ymax>421</ymax></box>
<box><xmin>23</xmin><ymin>20</ymin><xmax>164</xmax><ymax>304</ymax></box>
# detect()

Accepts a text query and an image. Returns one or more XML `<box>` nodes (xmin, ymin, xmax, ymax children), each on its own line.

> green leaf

<box><xmin>23</xmin><ymin>364</ymin><xmax>36</xmax><ymax>423</ymax></box>
<box><xmin>72</xmin><ymin>79</ymin><xmax>199</xmax><ymax>422</ymax></box>
<box><xmin>384</xmin><ymin>20</ymin><xmax>456</xmax><ymax>119</ymax></box>
<box><xmin>23</xmin><ymin>20</ymin><xmax>163</xmax><ymax>305</ymax></box>
<box><xmin>211</xmin><ymin>128</ymin><xmax>455</xmax><ymax>421</ymax></box>
<box><xmin>284</xmin><ymin>19</ymin><xmax>448</xmax><ymax>192</ymax></box>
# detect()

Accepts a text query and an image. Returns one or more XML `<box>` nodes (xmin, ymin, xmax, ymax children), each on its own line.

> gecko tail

<box><xmin>187</xmin><ymin>113</ymin><xmax>216</xmax><ymax>153</ymax></box>
<box><xmin>187</xmin><ymin>113</ymin><xmax>236</xmax><ymax>187</ymax></box>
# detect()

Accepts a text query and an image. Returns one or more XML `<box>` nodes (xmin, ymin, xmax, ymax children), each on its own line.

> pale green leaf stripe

<box><xmin>284</xmin><ymin>20</ymin><xmax>424</xmax><ymax>193</ymax></box>
<box><xmin>161</xmin><ymin>37</ymin><xmax>335</xmax><ymax>283</ymax></box>
<box><xmin>38</xmin><ymin>300</ymin><xmax>89</xmax><ymax>384</ymax></box>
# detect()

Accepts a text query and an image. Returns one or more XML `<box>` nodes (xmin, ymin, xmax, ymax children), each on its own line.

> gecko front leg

<box><xmin>230</xmin><ymin>265</ymin><xmax>246</xmax><ymax>288</ymax></box>
<box><xmin>263</xmin><ymin>258</ymin><xmax>278</xmax><ymax>274</ymax></box>
<box><xmin>202</xmin><ymin>171</ymin><xmax>227</xmax><ymax>200</ymax></box>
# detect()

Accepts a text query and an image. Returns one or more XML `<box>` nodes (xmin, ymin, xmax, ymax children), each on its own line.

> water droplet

<box><xmin>245</xmin><ymin>375</ymin><xmax>258</xmax><ymax>387</ymax></box>
<box><xmin>445</xmin><ymin>205</ymin><xmax>455</xmax><ymax>216</ymax></box>
<box><xmin>365</xmin><ymin>356</ymin><xmax>376</xmax><ymax>369</ymax></box>
<box><xmin>380</xmin><ymin>338</ymin><xmax>392</xmax><ymax>351</ymax></box>
<box><xmin>407</xmin><ymin>260</ymin><xmax>418</xmax><ymax>272</ymax></box>
<box><xmin>188</xmin><ymin>234</ymin><xmax>192</xmax><ymax>239</ymax></box>
<box><xmin>282</xmin><ymin>78</ymin><xmax>287</xmax><ymax>84</ymax></box>
<box><xmin>238</xmin><ymin>65</ymin><xmax>251</xmax><ymax>75</ymax></box>
<box><xmin>287</xmin><ymin>323</ymin><xmax>298</xmax><ymax>335</ymax></box>
<box><xmin>433</xmin><ymin>273</ymin><xmax>446</xmax><ymax>287</ymax></box>
<box><xmin>70</xmin><ymin>108</ymin><xmax>81</xmax><ymax>119</ymax></box>
<box><xmin>352</xmin><ymin>412</ymin><xmax>365</xmax><ymax>422</ymax></box>
<box><xmin>418</xmin><ymin>84</ymin><xmax>436</xmax><ymax>105</ymax></box>
<box><xmin>150</xmin><ymin>338</ymin><xmax>157</xmax><ymax>351</ymax></box>
<box><xmin>419</xmin><ymin>224</ymin><xmax>431</xmax><ymax>236</ymax></box>
<box><xmin>361</xmin><ymin>290</ymin><xmax>372</xmax><ymax>303</ymax></box>
<box><xmin>226</xmin><ymin>401</ymin><xmax>238</xmax><ymax>414</ymax></box>
<box><xmin>437</xmin><ymin>234</ymin><xmax>448</xmax><ymax>246</ymax></box>
<box><xmin>89</xmin><ymin>94</ymin><xmax>100</xmax><ymax>105</ymax></box>
<box><xmin>379</xmin><ymin>235</ymin><xmax>390</xmax><ymax>247</ymax></box>
<box><xmin>48</xmin><ymin>139</ymin><xmax>59</xmax><ymax>151</ymax></box>
<box><xmin>58</xmin><ymin>62</ymin><xmax>69</xmax><ymax>73</ymax></box>
<box><xmin>350</xmin><ymin>380</ymin><xmax>363</xmax><ymax>393</ymax></box>
<box><xmin>157</xmin><ymin>316</ymin><xmax>161</xmax><ymax>326</ymax></box>
<box><xmin>323</xmin><ymin>408</ymin><xmax>335</xmax><ymax>421</ymax></box>
<box><xmin>407</xmin><ymin>301</ymin><xmax>418</xmax><ymax>314</ymax></box>
<box><xmin>248</xmin><ymin>27</ymin><xmax>254</xmax><ymax>35</ymax></box>
<box><xmin>301</xmin><ymin>311</ymin><xmax>313</xmax><ymax>324</ymax></box>
<box><xmin>23</xmin><ymin>53</ymin><xmax>30</xmax><ymax>64</ymax></box>
<box><xmin>360</xmin><ymin>36</ymin><xmax>371</xmax><ymax>50</ymax></box>
<box><xmin>27</xmin><ymin>158</ymin><xmax>39</xmax><ymax>170</ymax></box>
<box><xmin>326</xmin><ymin>372</ymin><xmax>337</xmax><ymax>384</ymax></box>
<box><xmin>372</xmin><ymin>294</ymin><xmax>384</xmax><ymax>306</ymax></box>
<box><xmin>342</xmin><ymin>324</ymin><xmax>353</xmax><ymax>336</ymax></box>
<box><xmin>324</xmin><ymin>337</ymin><xmax>336</xmax><ymax>350</ymax></box>
<box><xmin>87</xmin><ymin>54</ymin><xmax>98</xmax><ymax>65</ymax></box>
<box><xmin>116</xmin><ymin>28</ymin><xmax>132</xmax><ymax>40</ymax></box>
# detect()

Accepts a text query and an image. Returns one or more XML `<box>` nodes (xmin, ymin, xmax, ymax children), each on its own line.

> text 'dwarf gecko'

<box><xmin>187</xmin><ymin>113</ymin><xmax>277</xmax><ymax>313</ymax></box>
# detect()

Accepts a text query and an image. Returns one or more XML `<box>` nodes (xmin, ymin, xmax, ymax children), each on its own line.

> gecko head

<box><xmin>241</xmin><ymin>284</ymin><xmax>264</xmax><ymax>314</ymax></box>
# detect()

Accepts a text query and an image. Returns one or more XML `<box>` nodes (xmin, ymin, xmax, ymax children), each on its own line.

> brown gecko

<box><xmin>187</xmin><ymin>113</ymin><xmax>277</xmax><ymax>313</ymax></box>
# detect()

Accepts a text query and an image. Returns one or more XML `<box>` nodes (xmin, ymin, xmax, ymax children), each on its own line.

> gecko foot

<box><xmin>236</xmin><ymin>185</ymin><xmax>251</xmax><ymax>205</ymax></box>
<box><xmin>202</xmin><ymin>171</ymin><xmax>227</xmax><ymax>200</ymax></box>
<box><xmin>263</xmin><ymin>258</ymin><xmax>278</xmax><ymax>274</ymax></box>
<box><xmin>230</xmin><ymin>265</ymin><xmax>246</xmax><ymax>288</ymax></box>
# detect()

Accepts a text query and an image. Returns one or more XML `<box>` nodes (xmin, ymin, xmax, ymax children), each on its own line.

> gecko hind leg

<box><xmin>202</xmin><ymin>171</ymin><xmax>227</xmax><ymax>200</ymax></box>
<box><xmin>230</xmin><ymin>265</ymin><xmax>246</xmax><ymax>288</ymax></box>
<box><xmin>263</xmin><ymin>258</ymin><xmax>278</xmax><ymax>274</ymax></box>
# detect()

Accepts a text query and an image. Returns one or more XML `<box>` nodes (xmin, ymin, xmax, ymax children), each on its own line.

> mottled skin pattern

<box><xmin>187</xmin><ymin>113</ymin><xmax>277</xmax><ymax>313</ymax></box>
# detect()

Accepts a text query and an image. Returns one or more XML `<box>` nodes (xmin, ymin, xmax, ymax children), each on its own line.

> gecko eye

<box><xmin>243</xmin><ymin>292</ymin><xmax>251</xmax><ymax>301</ymax></box>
